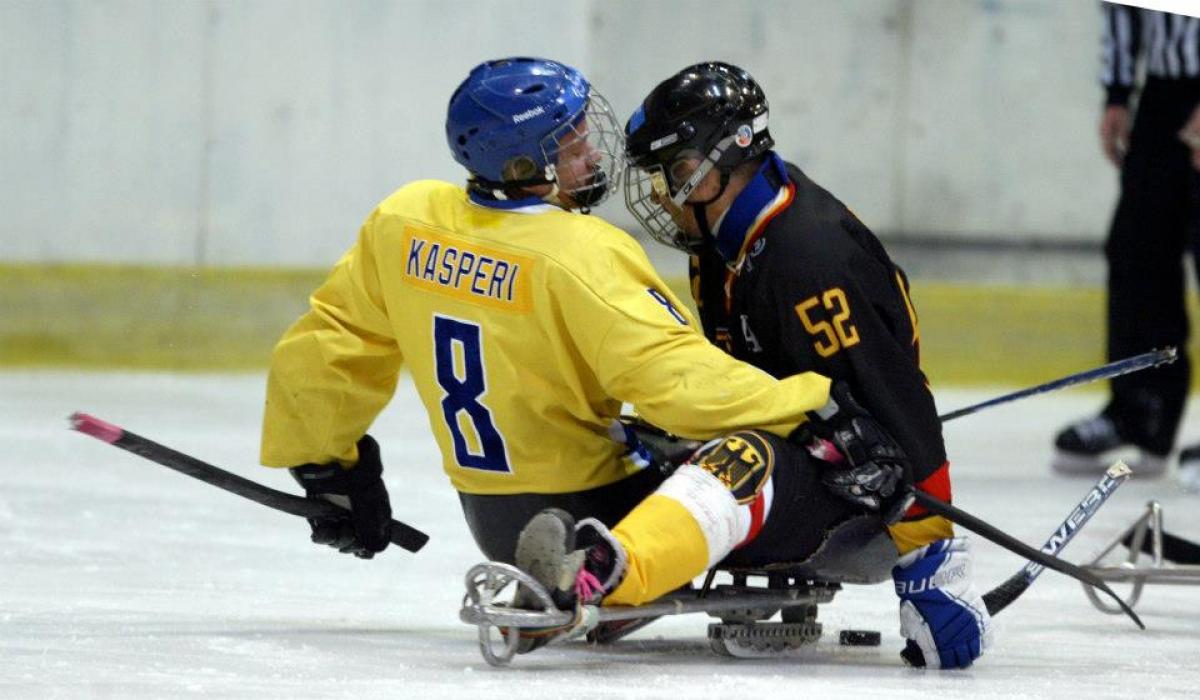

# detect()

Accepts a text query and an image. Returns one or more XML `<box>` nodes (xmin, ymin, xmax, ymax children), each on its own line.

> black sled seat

<box><xmin>720</xmin><ymin>514</ymin><xmax>897</xmax><ymax>584</ymax></box>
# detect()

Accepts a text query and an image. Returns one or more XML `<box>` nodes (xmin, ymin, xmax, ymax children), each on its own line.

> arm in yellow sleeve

<box><xmin>557</xmin><ymin>240</ymin><xmax>830</xmax><ymax>440</ymax></box>
<box><xmin>261</xmin><ymin>213</ymin><xmax>403</xmax><ymax>468</ymax></box>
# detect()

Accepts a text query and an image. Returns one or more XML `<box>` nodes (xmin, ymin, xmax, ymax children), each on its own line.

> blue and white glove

<box><xmin>892</xmin><ymin>537</ymin><xmax>993</xmax><ymax>669</ymax></box>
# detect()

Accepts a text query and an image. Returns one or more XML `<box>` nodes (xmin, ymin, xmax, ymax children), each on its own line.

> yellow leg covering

<box><xmin>888</xmin><ymin>514</ymin><xmax>954</xmax><ymax>555</ymax></box>
<box><xmin>604</xmin><ymin>494</ymin><xmax>711</xmax><ymax>607</ymax></box>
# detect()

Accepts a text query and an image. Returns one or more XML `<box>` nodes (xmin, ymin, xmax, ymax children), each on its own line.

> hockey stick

<box><xmin>982</xmin><ymin>461</ymin><xmax>1131</xmax><ymax>615</ymax></box>
<box><xmin>909</xmin><ymin>488</ymin><xmax>1144</xmax><ymax>628</ymax></box>
<box><xmin>1122</xmin><ymin>528</ymin><xmax>1200</xmax><ymax>565</ymax></box>
<box><xmin>937</xmin><ymin>347</ymin><xmax>1177</xmax><ymax>423</ymax></box>
<box><xmin>69</xmin><ymin>412</ymin><xmax>429</xmax><ymax>553</ymax></box>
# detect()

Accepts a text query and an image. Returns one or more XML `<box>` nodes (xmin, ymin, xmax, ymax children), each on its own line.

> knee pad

<box><xmin>689</xmin><ymin>430</ymin><xmax>776</xmax><ymax>504</ymax></box>
<box><xmin>645</xmin><ymin>431</ymin><xmax>778</xmax><ymax>569</ymax></box>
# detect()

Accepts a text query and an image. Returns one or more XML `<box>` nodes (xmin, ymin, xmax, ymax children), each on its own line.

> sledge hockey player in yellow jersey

<box><xmin>260</xmin><ymin>57</ymin><xmax>850</xmax><ymax>566</ymax></box>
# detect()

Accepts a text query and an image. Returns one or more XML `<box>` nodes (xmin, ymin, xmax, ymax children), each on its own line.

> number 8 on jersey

<box><xmin>433</xmin><ymin>315</ymin><xmax>512</xmax><ymax>473</ymax></box>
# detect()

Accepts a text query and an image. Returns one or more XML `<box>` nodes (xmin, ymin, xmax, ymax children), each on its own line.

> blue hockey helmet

<box><xmin>445</xmin><ymin>57</ymin><xmax>623</xmax><ymax>208</ymax></box>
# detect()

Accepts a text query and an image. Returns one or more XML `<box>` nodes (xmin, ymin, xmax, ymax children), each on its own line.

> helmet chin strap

<box><xmin>668</xmin><ymin>134</ymin><xmax>736</xmax><ymax>241</ymax></box>
<box><xmin>549</xmin><ymin>165</ymin><xmax>610</xmax><ymax>213</ymax></box>
<box><xmin>542</xmin><ymin>182</ymin><xmax>563</xmax><ymax>206</ymax></box>
<box><xmin>688</xmin><ymin>169</ymin><xmax>730</xmax><ymax>240</ymax></box>
<box><xmin>538</xmin><ymin>164</ymin><xmax>564</xmax><ymax>207</ymax></box>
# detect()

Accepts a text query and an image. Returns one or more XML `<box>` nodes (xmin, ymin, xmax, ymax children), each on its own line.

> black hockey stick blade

<box><xmin>1122</xmin><ymin>528</ymin><xmax>1200</xmax><ymax>565</ymax></box>
<box><xmin>910</xmin><ymin>490</ymin><xmax>1144</xmax><ymax>629</ymax></box>
<box><xmin>938</xmin><ymin>347</ymin><xmax>1177</xmax><ymax>423</ymax></box>
<box><xmin>982</xmin><ymin>571</ymin><xmax>1030</xmax><ymax>616</ymax></box>
<box><xmin>70</xmin><ymin>412</ymin><xmax>429</xmax><ymax>553</ymax></box>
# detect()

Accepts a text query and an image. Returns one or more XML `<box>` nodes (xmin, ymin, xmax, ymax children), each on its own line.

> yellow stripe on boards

<box><xmin>0</xmin><ymin>264</ymin><xmax>323</xmax><ymax>370</ymax></box>
<box><xmin>4</xmin><ymin>263</ymin><xmax>1199</xmax><ymax>389</ymax></box>
<box><xmin>606</xmin><ymin>493</ymin><xmax>711</xmax><ymax>607</ymax></box>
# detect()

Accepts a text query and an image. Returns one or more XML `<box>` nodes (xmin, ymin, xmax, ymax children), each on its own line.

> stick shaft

<box><xmin>938</xmin><ymin>347</ymin><xmax>1177</xmax><ymax>423</ymax></box>
<box><xmin>910</xmin><ymin>489</ymin><xmax>1144</xmax><ymax>628</ymax></box>
<box><xmin>70</xmin><ymin>412</ymin><xmax>429</xmax><ymax>552</ymax></box>
<box><xmin>1021</xmin><ymin>463</ymin><xmax>1131</xmax><ymax>580</ymax></box>
<box><xmin>1123</xmin><ymin>528</ymin><xmax>1200</xmax><ymax>564</ymax></box>
<box><xmin>982</xmin><ymin>462</ymin><xmax>1131</xmax><ymax>614</ymax></box>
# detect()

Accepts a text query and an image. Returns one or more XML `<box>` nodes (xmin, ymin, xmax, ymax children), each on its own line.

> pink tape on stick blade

<box><xmin>70</xmin><ymin>412</ymin><xmax>124</xmax><ymax>444</ymax></box>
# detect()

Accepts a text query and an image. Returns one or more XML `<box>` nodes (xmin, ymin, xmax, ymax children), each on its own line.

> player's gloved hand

<box><xmin>610</xmin><ymin>416</ymin><xmax>704</xmax><ymax>476</ymax></box>
<box><xmin>289</xmin><ymin>434</ymin><xmax>393</xmax><ymax>559</ymax></box>
<box><xmin>892</xmin><ymin>537</ymin><xmax>993</xmax><ymax>669</ymax></box>
<box><xmin>795</xmin><ymin>382</ymin><xmax>911</xmax><ymax>521</ymax></box>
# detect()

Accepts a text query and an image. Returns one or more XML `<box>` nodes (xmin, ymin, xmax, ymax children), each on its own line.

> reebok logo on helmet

<box><xmin>512</xmin><ymin>106</ymin><xmax>546</xmax><ymax>124</ymax></box>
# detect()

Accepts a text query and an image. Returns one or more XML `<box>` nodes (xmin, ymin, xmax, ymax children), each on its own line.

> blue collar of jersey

<box><xmin>468</xmin><ymin>189</ymin><xmax>552</xmax><ymax>211</ymax></box>
<box><xmin>712</xmin><ymin>152</ymin><xmax>791</xmax><ymax>263</ymax></box>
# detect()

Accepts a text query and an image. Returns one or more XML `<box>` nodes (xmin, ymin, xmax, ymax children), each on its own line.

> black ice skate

<box><xmin>1178</xmin><ymin>443</ymin><xmax>1200</xmax><ymax>492</ymax></box>
<box><xmin>1052</xmin><ymin>414</ymin><xmax>1165</xmax><ymax>477</ymax></box>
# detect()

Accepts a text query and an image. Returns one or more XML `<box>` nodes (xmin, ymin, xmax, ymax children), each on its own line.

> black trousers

<box><xmin>714</xmin><ymin>431</ymin><xmax>857</xmax><ymax>569</ymax></box>
<box><xmin>457</xmin><ymin>431</ymin><xmax>856</xmax><ymax>567</ymax></box>
<box><xmin>1105</xmin><ymin>77</ymin><xmax>1200</xmax><ymax>455</ymax></box>
<box><xmin>458</xmin><ymin>467</ymin><xmax>665</xmax><ymax>564</ymax></box>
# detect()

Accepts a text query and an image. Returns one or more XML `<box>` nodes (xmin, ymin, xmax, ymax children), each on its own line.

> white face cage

<box><xmin>623</xmin><ymin>134</ymin><xmax>739</xmax><ymax>252</ymax></box>
<box><xmin>538</xmin><ymin>91</ymin><xmax>625</xmax><ymax>208</ymax></box>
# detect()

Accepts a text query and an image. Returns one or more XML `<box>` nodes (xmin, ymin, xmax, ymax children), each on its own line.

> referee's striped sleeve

<box><xmin>1101</xmin><ymin>2</ymin><xmax>1140</xmax><ymax>105</ymax></box>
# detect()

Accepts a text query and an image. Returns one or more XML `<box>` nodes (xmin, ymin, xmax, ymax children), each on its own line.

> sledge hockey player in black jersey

<box><xmin>508</xmin><ymin>62</ymin><xmax>991</xmax><ymax>669</ymax></box>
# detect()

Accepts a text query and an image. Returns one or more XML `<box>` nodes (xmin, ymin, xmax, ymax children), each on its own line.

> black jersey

<box><xmin>690</xmin><ymin>159</ymin><xmax>947</xmax><ymax>487</ymax></box>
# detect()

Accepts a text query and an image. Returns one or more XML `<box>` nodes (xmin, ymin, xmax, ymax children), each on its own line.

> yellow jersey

<box><xmin>261</xmin><ymin>181</ymin><xmax>831</xmax><ymax>495</ymax></box>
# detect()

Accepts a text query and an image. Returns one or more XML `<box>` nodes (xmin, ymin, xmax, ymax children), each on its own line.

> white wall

<box><xmin>0</xmin><ymin>0</ymin><xmax>1117</xmax><ymax>267</ymax></box>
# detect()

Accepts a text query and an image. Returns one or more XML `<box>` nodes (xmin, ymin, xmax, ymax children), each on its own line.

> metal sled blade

<box><xmin>460</xmin><ymin>516</ymin><xmax>899</xmax><ymax>666</ymax></box>
<box><xmin>1081</xmin><ymin>500</ymin><xmax>1200</xmax><ymax>614</ymax></box>
<box><xmin>460</xmin><ymin>562</ymin><xmax>575</xmax><ymax>628</ymax></box>
<box><xmin>459</xmin><ymin>562</ymin><xmax>579</xmax><ymax>666</ymax></box>
<box><xmin>461</xmin><ymin>562</ymin><xmax>841</xmax><ymax>628</ymax></box>
<box><xmin>461</xmin><ymin>560</ymin><xmax>846</xmax><ymax>666</ymax></box>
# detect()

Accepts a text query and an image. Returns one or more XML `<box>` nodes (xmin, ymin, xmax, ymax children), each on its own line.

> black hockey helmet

<box><xmin>623</xmin><ymin>62</ymin><xmax>774</xmax><ymax>251</ymax></box>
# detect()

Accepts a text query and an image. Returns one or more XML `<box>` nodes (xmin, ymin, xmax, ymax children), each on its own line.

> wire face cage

<box><xmin>540</xmin><ymin>92</ymin><xmax>625</xmax><ymax>208</ymax></box>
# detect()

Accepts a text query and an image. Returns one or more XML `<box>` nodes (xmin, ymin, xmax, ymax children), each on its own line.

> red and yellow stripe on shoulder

<box><xmin>888</xmin><ymin>460</ymin><xmax>954</xmax><ymax>554</ymax></box>
<box><xmin>401</xmin><ymin>224</ymin><xmax>534</xmax><ymax>312</ymax></box>
<box><xmin>724</xmin><ymin>182</ymin><xmax>796</xmax><ymax>311</ymax></box>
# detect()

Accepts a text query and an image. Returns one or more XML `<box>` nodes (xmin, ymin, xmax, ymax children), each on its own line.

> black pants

<box><xmin>713</xmin><ymin>431</ymin><xmax>858</xmax><ymax>569</ymax></box>
<box><xmin>458</xmin><ymin>467</ymin><xmax>665</xmax><ymax>564</ymax></box>
<box><xmin>457</xmin><ymin>431</ymin><xmax>856</xmax><ymax>567</ymax></box>
<box><xmin>1105</xmin><ymin>77</ymin><xmax>1200</xmax><ymax>455</ymax></box>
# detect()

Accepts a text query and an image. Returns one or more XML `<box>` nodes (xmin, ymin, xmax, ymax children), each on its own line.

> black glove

<box><xmin>796</xmin><ymin>382</ymin><xmax>912</xmax><ymax>523</ymax></box>
<box><xmin>290</xmin><ymin>434</ymin><xmax>393</xmax><ymax>559</ymax></box>
<box><xmin>614</xmin><ymin>416</ymin><xmax>704</xmax><ymax>476</ymax></box>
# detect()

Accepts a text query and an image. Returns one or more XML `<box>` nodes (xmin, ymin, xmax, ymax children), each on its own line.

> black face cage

<box><xmin>539</xmin><ymin>92</ymin><xmax>625</xmax><ymax>207</ymax></box>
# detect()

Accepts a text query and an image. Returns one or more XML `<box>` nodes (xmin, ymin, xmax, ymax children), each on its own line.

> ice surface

<box><xmin>2</xmin><ymin>371</ymin><xmax>1198</xmax><ymax>698</ymax></box>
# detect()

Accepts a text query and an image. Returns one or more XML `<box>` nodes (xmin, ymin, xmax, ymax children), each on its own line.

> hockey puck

<box><xmin>839</xmin><ymin>630</ymin><xmax>881</xmax><ymax>647</ymax></box>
